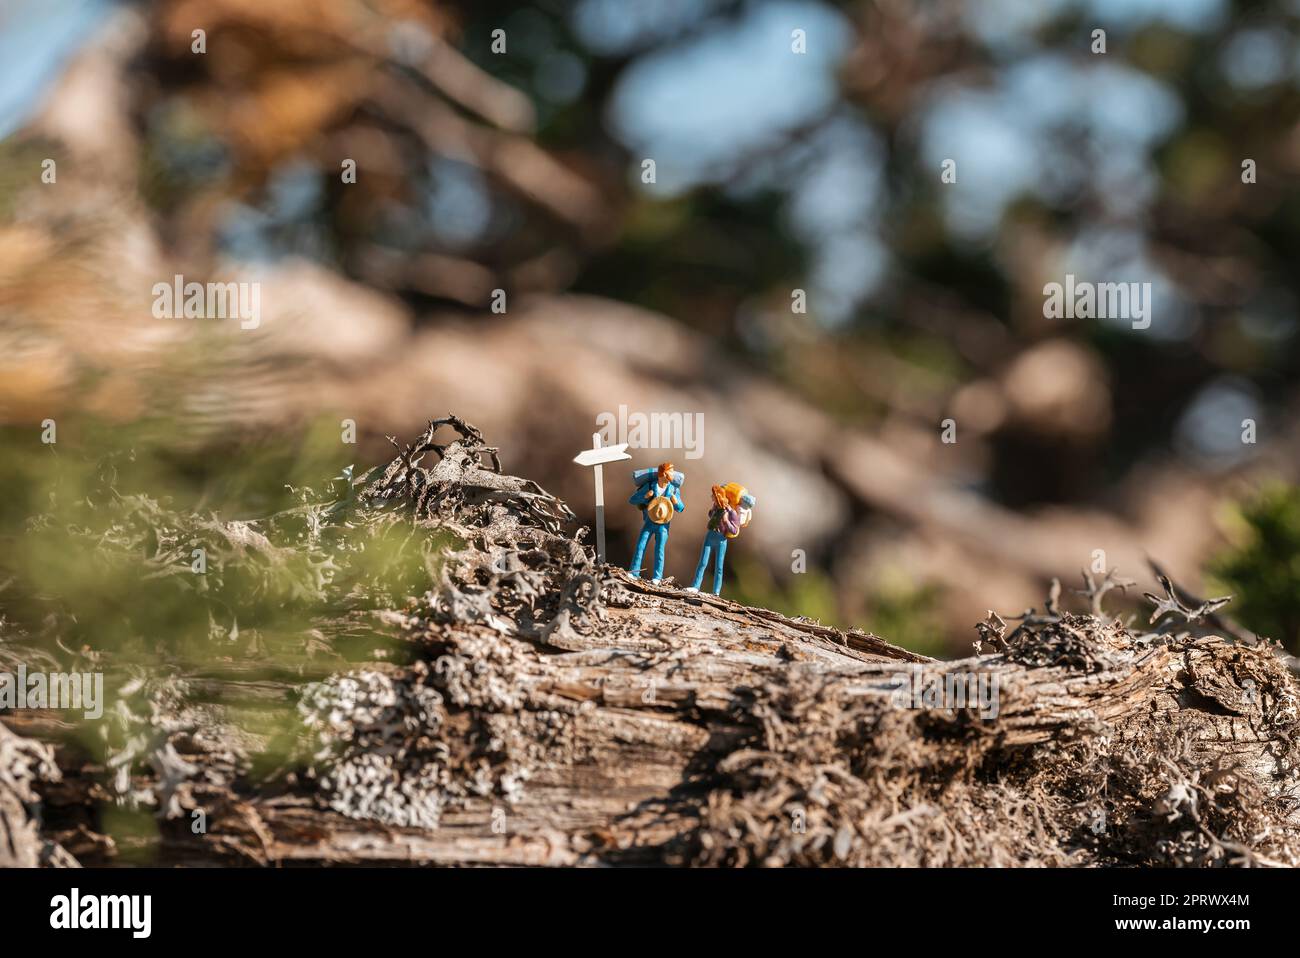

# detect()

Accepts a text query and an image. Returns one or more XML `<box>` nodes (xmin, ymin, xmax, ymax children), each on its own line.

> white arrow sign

<box><xmin>573</xmin><ymin>433</ymin><xmax>631</xmax><ymax>564</ymax></box>
<box><xmin>572</xmin><ymin>441</ymin><xmax>630</xmax><ymax>467</ymax></box>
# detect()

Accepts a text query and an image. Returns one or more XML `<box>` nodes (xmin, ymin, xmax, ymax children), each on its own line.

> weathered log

<box><xmin>3</xmin><ymin>421</ymin><xmax>1298</xmax><ymax>867</ymax></box>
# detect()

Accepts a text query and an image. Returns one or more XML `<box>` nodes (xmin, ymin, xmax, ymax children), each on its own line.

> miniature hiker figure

<box><xmin>628</xmin><ymin>462</ymin><xmax>684</xmax><ymax>582</ymax></box>
<box><xmin>686</xmin><ymin>483</ymin><xmax>755</xmax><ymax>595</ymax></box>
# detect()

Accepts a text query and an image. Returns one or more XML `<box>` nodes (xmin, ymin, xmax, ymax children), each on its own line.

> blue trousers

<box><xmin>629</xmin><ymin>520</ymin><xmax>669</xmax><ymax>580</ymax></box>
<box><xmin>690</xmin><ymin>530</ymin><xmax>729</xmax><ymax>594</ymax></box>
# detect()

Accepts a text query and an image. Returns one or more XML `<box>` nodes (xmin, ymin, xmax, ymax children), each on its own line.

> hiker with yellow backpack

<box><xmin>685</xmin><ymin>482</ymin><xmax>755</xmax><ymax>595</ymax></box>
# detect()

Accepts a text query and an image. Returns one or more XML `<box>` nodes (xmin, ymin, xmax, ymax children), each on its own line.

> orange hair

<box><xmin>712</xmin><ymin>483</ymin><xmax>749</xmax><ymax>510</ymax></box>
<box><xmin>711</xmin><ymin>484</ymin><xmax>730</xmax><ymax>511</ymax></box>
<box><xmin>657</xmin><ymin>462</ymin><xmax>675</xmax><ymax>484</ymax></box>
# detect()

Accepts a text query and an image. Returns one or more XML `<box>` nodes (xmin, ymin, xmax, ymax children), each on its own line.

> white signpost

<box><xmin>573</xmin><ymin>433</ymin><xmax>631</xmax><ymax>564</ymax></box>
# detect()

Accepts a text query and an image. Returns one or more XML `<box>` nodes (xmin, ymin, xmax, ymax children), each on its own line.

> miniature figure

<box><xmin>685</xmin><ymin>482</ymin><xmax>755</xmax><ymax>595</ymax></box>
<box><xmin>627</xmin><ymin>462</ymin><xmax>684</xmax><ymax>582</ymax></box>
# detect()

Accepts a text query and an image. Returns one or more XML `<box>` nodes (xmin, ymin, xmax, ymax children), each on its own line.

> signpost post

<box><xmin>573</xmin><ymin>433</ymin><xmax>631</xmax><ymax>564</ymax></box>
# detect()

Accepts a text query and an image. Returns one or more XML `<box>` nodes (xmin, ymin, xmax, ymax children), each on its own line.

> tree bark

<box><xmin>4</xmin><ymin>422</ymin><xmax>1298</xmax><ymax>867</ymax></box>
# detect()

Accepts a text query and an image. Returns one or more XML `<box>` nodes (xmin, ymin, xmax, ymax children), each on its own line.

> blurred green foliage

<box><xmin>0</xmin><ymin>408</ymin><xmax>446</xmax><ymax>836</ymax></box>
<box><xmin>724</xmin><ymin>553</ymin><xmax>946</xmax><ymax>656</ymax></box>
<box><xmin>97</xmin><ymin>805</ymin><xmax>161</xmax><ymax>866</ymax></box>
<box><xmin>863</xmin><ymin>577</ymin><xmax>948</xmax><ymax>660</ymax></box>
<box><xmin>726</xmin><ymin>554</ymin><xmax>840</xmax><ymax>627</ymax></box>
<box><xmin>1208</xmin><ymin>483</ymin><xmax>1300</xmax><ymax>653</ymax></box>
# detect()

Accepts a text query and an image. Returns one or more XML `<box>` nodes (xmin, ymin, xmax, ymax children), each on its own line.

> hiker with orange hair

<box><xmin>685</xmin><ymin>482</ymin><xmax>755</xmax><ymax>595</ymax></box>
<box><xmin>627</xmin><ymin>461</ymin><xmax>684</xmax><ymax>582</ymax></box>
